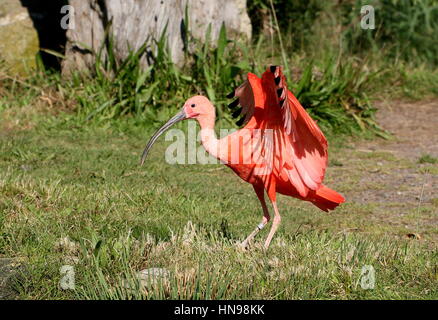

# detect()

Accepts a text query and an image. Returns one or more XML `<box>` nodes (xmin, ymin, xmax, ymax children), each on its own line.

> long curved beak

<box><xmin>140</xmin><ymin>110</ymin><xmax>187</xmax><ymax>165</ymax></box>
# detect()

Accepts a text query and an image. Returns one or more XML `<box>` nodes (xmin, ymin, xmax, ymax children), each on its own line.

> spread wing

<box><xmin>225</xmin><ymin>66</ymin><xmax>328</xmax><ymax>197</ymax></box>
<box><xmin>267</xmin><ymin>66</ymin><xmax>328</xmax><ymax>192</ymax></box>
<box><xmin>226</xmin><ymin>73</ymin><xmax>264</xmax><ymax>127</ymax></box>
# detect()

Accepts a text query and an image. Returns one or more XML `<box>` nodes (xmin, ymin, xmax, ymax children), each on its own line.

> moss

<box><xmin>0</xmin><ymin>11</ymin><xmax>39</xmax><ymax>75</ymax></box>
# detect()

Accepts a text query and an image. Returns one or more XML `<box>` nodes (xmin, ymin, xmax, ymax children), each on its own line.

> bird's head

<box><xmin>182</xmin><ymin>95</ymin><xmax>215</xmax><ymax>120</ymax></box>
<box><xmin>140</xmin><ymin>95</ymin><xmax>215</xmax><ymax>165</ymax></box>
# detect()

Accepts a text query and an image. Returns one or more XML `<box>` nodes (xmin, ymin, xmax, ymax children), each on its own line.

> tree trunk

<box><xmin>62</xmin><ymin>0</ymin><xmax>251</xmax><ymax>76</ymax></box>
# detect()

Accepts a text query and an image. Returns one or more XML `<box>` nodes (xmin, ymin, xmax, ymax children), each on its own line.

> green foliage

<box><xmin>6</xmin><ymin>27</ymin><xmax>379</xmax><ymax>135</ymax></box>
<box><xmin>63</xmin><ymin>23</ymin><xmax>249</xmax><ymax>127</ymax></box>
<box><xmin>342</xmin><ymin>0</ymin><xmax>438</xmax><ymax>66</ymax></box>
<box><xmin>53</xmin><ymin>0</ymin><xmax>435</xmax><ymax>134</ymax></box>
<box><xmin>189</xmin><ymin>23</ymin><xmax>250</xmax><ymax>119</ymax></box>
<box><xmin>291</xmin><ymin>55</ymin><xmax>385</xmax><ymax>135</ymax></box>
<box><xmin>247</xmin><ymin>0</ymin><xmax>326</xmax><ymax>51</ymax></box>
<box><xmin>418</xmin><ymin>154</ymin><xmax>438</xmax><ymax>164</ymax></box>
<box><xmin>73</xmin><ymin>27</ymin><xmax>185</xmax><ymax>122</ymax></box>
<box><xmin>395</xmin><ymin>63</ymin><xmax>438</xmax><ymax>99</ymax></box>
<box><xmin>249</xmin><ymin>0</ymin><xmax>438</xmax><ymax>67</ymax></box>
<box><xmin>1</xmin><ymin>0</ymin><xmax>437</xmax><ymax>134</ymax></box>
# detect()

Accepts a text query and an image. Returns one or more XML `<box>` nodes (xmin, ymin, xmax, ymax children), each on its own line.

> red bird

<box><xmin>141</xmin><ymin>66</ymin><xmax>345</xmax><ymax>249</ymax></box>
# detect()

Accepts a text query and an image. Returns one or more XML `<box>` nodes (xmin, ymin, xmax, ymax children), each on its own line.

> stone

<box><xmin>0</xmin><ymin>0</ymin><xmax>39</xmax><ymax>75</ymax></box>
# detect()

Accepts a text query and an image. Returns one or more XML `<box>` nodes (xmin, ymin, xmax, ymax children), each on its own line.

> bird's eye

<box><xmin>191</xmin><ymin>104</ymin><xmax>196</xmax><ymax>108</ymax></box>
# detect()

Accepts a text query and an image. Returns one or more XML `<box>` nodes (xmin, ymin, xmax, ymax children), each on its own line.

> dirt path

<box><xmin>329</xmin><ymin>100</ymin><xmax>437</xmax><ymax>242</ymax></box>
<box><xmin>366</xmin><ymin>100</ymin><xmax>438</xmax><ymax>160</ymax></box>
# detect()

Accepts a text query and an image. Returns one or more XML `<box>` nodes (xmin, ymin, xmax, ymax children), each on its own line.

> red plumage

<box><xmin>221</xmin><ymin>66</ymin><xmax>345</xmax><ymax>212</ymax></box>
<box><xmin>142</xmin><ymin>65</ymin><xmax>345</xmax><ymax>248</ymax></box>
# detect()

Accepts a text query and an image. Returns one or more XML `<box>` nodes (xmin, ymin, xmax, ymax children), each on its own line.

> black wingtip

<box><xmin>228</xmin><ymin>99</ymin><xmax>239</xmax><ymax>109</ymax></box>
<box><xmin>270</xmin><ymin>65</ymin><xmax>278</xmax><ymax>73</ymax></box>
<box><xmin>232</xmin><ymin>107</ymin><xmax>242</xmax><ymax>118</ymax></box>
<box><xmin>274</xmin><ymin>76</ymin><xmax>281</xmax><ymax>85</ymax></box>
<box><xmin>279</xmin><ymin>99</ymin><xmax>285</xmax><ymax>108</ymax></box>
<box><xmin>236</xmin><ymin>116</ymin><xmax>245</xmax><ymax>126</ymax></box>
<box><xmin>226</xmin><ymin>91</ymin><xmax>235</xmax><ymax>99</ymax></box>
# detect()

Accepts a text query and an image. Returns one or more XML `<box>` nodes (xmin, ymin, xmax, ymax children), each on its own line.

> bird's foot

<box><xmin>238</xmin><ymin>240</ymin><xmax>250</xmax><ymax>251</ymax></box>
<box><xmin>263</xmin><ymin>239</ymin><xmax>273</xmax><ymax>250</ymax></box>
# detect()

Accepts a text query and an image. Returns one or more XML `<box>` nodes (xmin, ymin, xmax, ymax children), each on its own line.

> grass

<box><xmin>341</xmin><ymin>0</ymin><xmax>438</xmax><ymax>67</ymax></box>
<box><xmin>0</xmin><ymin>107</ymin><xmax>436</xmax><ymax>300</ymax></box>
<box><xmin>418</xmin><ymin>154</ymin><xmax>438</xmax><ymax>164</ymax></box>
<box><xmin>1</xmin><ymin>0</ymin><xmax>438</xmax><ymax>300</ymax></box>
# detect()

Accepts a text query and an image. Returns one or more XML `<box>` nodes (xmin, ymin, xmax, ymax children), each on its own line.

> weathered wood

<box><xmin>62</xmin><ymin>0</ymin><xmax>251</xmax><ymax>75</ymax></box>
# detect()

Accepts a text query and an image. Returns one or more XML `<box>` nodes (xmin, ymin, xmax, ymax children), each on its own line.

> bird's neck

<box><xmin>197</xmin><ymin>113</ymin><xmax>219</xmax><ymax>159</ymax></box>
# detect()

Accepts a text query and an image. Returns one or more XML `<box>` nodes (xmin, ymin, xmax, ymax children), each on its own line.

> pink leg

<box><xmin>263</xmin><ymin>201</ymin><xmax>281</xmax><ymax>249</ymax></box>
<box><xmin>240</xmin><ymin>186</ymin><xmax>271</xmax><ymax>249</ymax></box>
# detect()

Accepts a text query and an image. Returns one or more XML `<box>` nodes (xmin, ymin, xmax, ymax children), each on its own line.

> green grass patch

<box><xmin>418</xmin><ymin>154</ymin><xmax>438</xmax><ymax>164</ymax></box>
<box><xmin>1</xmin><ymin>0</ymin><xmax>438</xmax><ymax>300</ymax></box>
<box><xmin>0</xmin><ymin>113</ymin><xmax>436</xmax><ymax>299</ymax></box>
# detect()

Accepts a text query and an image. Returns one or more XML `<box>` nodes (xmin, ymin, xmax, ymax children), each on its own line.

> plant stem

<box><xmin>269</xmin><ymin>0</ymin><xmax>290</xmax><ymax>78</ymax></box>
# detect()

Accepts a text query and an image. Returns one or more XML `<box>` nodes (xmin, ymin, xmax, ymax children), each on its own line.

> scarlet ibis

<box><xmin>141</xmin><ymin>66</ymin><xmax>345</xmax><ymax>249</ymax></box>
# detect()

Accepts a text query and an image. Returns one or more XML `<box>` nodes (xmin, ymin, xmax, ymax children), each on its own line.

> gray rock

<box><xmin>0</xmin><ymin>0</ymin><xmax>39</xmax><ymax>75</ymax></box>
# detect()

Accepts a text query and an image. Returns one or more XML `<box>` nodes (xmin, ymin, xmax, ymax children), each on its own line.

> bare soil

<box><xmin>366</xmin><ymin>100</ymin><xmax>438</xmax><ymax>160</ymax></box>
<box><xmin>354</xmin><ymin>100</ymin><xmax>437</xmax><ymax>202</ymax></box>
<box><xmin>328</xmin><ymin>100</ymin><xmax>438</xmax><ymax>242</ymax></box>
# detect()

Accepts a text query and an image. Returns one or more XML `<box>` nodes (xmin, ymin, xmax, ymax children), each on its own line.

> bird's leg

<box><xmin>240</xmin><ymin>186</ymin><xmax>270</xmax><ymax>249</ymax></box>
<box><xmin>263</xmin><ymin>201</ymin><xmax>281</xmax><ymax>249</ymax></box>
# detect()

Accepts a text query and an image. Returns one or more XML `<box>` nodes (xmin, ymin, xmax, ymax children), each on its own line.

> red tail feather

<box><xmin>312</xmin><ymin>185</ymin><xmax>345</xmax><ymax>212</ymax></box>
